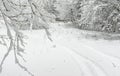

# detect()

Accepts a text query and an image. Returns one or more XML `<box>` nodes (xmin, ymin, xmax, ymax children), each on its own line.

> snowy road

<box><xmin>0</xmin><ymin>23</ymin><xmax>120</xmax><ymax>76</ymax></box>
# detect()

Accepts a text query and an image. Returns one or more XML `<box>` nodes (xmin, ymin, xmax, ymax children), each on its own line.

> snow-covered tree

<box><xmin>0</xmin><ymin>0</ymin><xmax>52</xmax><ymax>76</ymax></box>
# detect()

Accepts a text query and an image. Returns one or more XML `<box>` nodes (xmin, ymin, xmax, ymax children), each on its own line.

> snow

<box><xmin>0</xmin><ymin>22</ymin><xmax>120</xmax><ymax>76</ymax></box>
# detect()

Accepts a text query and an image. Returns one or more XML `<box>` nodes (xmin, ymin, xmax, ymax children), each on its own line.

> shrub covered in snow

<box><xmin>72</xmin><ymin>0</ymin><xmax>120</xmax><ymax>33</ymax></box>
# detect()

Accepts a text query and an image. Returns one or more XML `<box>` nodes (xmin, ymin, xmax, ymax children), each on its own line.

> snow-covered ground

<box><xmin>0</xmin><ymin>22</ymin><xmax>120</xmax><ymax>76</ymax></box>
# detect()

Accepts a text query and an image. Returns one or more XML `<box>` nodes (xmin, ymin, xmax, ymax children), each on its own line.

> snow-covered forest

<box><xmin>0</xmin><ymin>0</ymin><xmax>120</xmax><ymax>76</ymax></box>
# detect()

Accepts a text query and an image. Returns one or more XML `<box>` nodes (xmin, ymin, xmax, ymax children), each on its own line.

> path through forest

<box><xmin>0</xmin><ymin>23</ymin><xmax>120</xmax><ymax>76</ymax></box>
